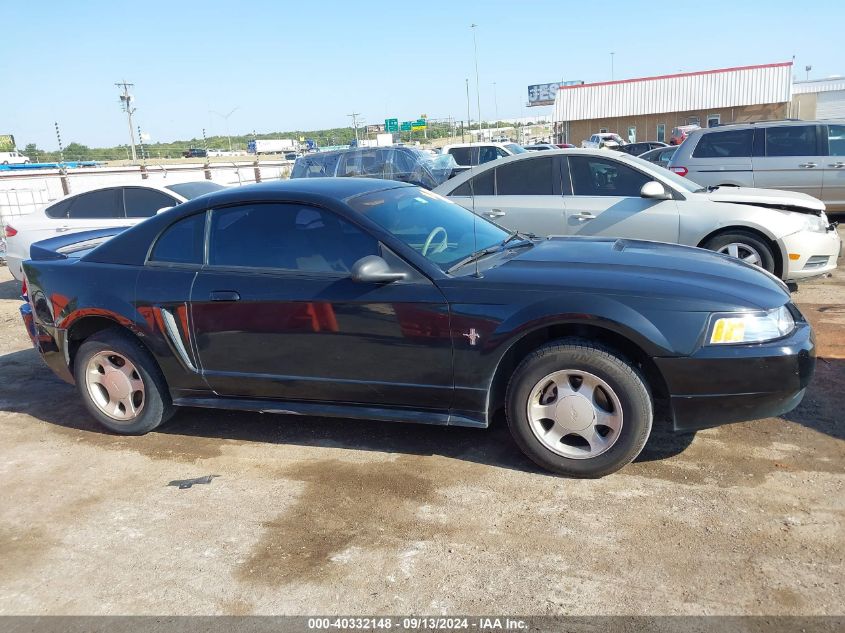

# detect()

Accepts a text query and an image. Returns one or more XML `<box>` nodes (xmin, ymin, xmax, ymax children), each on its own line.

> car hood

<box><xmin>699</xmin><ymin>186</ymin><xmax>825</xmax><ymax>215</ymax></box>
<box><xmin>480</xmin><ymin>237</ymin><xmax>790</xmax><ymax>311</ymax></box>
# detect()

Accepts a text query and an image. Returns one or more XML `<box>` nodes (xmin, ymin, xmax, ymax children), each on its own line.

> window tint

<box><xmin>45</xmin><ymin>198</ymin><xmax>74</xmax><ymax>219</ymax></box>
<box><xmin>124</xmin><ymin>188</ymin><xmax>179</xmax><ymax>218</ymax></box>
<box><xmin>451</xmin><ymin>169</ymin><xmax>494</xmax><ymax>196</ymax></box>
<box><xmin>692</xmin><ymin>129</ymin><xmax>753</xmax><ymax>158</ymax></box>
<box><xmin>208</xmin><ymin>204</ymin><xmax>377</xmax><ymax>273</ymax></box>
<box><xmin>569</xmin><ymin>156</ymin><xmax>651</xmax><ymax>197</ymax></box>
<box><xmin>478</xmin><ymin>146</ymin><xmax>499</xmax><ymax>163</ymax></box>
<box><xmin>828</xmin><ymin>124</ymin><xmax>845</xmax><ymax>157</ymax></box>
<box><xmin>448</xmin><ymin>147</ymin><xmax>473</xmax><ymax>165</ymax></box>
<box><xmin>150</xmin><ymin>213</ymin><xmax>206</xmax><ymax>265</ymax></box>
<box><xmin>496</xmin><ymin>158</ymin><xmax>555</xmax><ymax>195</ymax></box>
<box><xmin>765</xmin><ymin>125</ymin><xmax>818</xmax><ymax>157</ymax></box>
<box><xmin>67</xmin><ymin>189</ymin><xmax>121</xmax><ymax>219</ymax></box>
<box><xmin>165</xmin><ymin>181</ymin><xmax>225</xmax><ymax>199</ymax></box>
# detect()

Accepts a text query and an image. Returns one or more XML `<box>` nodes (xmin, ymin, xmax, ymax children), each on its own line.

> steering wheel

<box><xmin>422</xmin><ymin>226</ymin><xmax>448</xmax><ymax>257</ymax></box>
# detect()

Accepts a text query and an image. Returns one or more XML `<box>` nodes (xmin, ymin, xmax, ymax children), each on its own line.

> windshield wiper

<box><xmin>446</xmin><ymin>231</ymin><xmax>534</xmax><ymax>274</ymax></box>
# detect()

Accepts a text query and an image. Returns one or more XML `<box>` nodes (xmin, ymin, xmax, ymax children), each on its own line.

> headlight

<box><xmin>803</xmin><ymin>214</ymin><xmax>827</xmax><ymax>233</ymax></box>
<box><xmin>707</xmin><ymin>305</ymin><xmax>795</xmax><ymax>345</ymax></box>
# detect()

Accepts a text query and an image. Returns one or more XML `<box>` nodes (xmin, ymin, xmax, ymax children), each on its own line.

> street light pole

<box><xmin>493</xmin><ymin>81</ymin><xmax>499</xmax><ymax>134</ymax></box>
<box><xmin>211</xmin><ymin>107</ymin><xmax>240</xmax><ymax>152</ymax></box>
<box><xmin>611</xmin><ymin>52</ymin><xmax>615</xmax><ymax>81</ymax></box>
<box><xmin>470</xmin><ymin>24</ymin><xmax>482</xmax><ymax>140</ymax></box>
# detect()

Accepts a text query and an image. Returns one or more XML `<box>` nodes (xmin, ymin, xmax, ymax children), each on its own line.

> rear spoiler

<box><xmin>29</xmin><ymin>227</ymin><xmax>130</xmax><ymax>261</ymax></box>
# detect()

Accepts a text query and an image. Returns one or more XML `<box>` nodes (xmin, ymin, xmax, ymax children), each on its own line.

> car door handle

<box><xmin>209</xmin><ymin>291</ymin><xmax>240</xmax><ymax>302</ymax></box>
<box><xmin>55</xmin><ymin>226</ymin><xmax>71</xmax><ymax>232</ymax></box>
<box><xmin>573</xmin><ymin>212</ymin><xmax>596</xmax><ymax>221</ymax></box>
<box><xmin>486</xmin><ymin>209</ymin><xmax>506</xmax><ymax>218</ymax></box>
<box><xmin>798</xmin><ymin>162</ymin><xmax>817</xmax><ymax>168</ymax></box>
<box><xmin>828</xmin><ymin>162</ymin><xmax>845</xmax><ymax>168</ymax></box>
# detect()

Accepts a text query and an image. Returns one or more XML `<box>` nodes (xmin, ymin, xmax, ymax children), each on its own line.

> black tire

<box><xmin>703</xmin><ymin>230</ymin><xmax>775</xmax><ymax>274</ymax></box>
<box><xmin>73</xmin><ymin>328</ymin><xmax>174</xmax><ymax>434</ymax></box>
<box><xmin>505</xmin><ymin>338</ymin><xmax>653</xmax><ymax>478</ymax></box>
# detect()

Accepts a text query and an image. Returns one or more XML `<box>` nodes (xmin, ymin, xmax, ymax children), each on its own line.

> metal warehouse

<box><xmin>791</xmin><ymin>76</ymin><xmax>845</xmax><ymax>120</ymax></box>
<box><xmin>553</xmin><ymin>62</ymin><xmax>793</xmax><ymax>145</ymax></box>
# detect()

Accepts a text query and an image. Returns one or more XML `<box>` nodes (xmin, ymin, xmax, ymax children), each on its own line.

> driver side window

<box><xmin>569</xmin><ymin>156</ymin><xmax>651</xmax><ymax>197</ymax></box>
<box><xmin>208</xmin><ymin>204</ymin><xmax>378</xmax><ymax>273</ymax></box>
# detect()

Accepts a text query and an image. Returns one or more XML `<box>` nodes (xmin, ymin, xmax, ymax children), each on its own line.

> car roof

<box><xmin>216</xmin><ymin>177</ymin><xmax>411</xmax><ymax>201</ymax></box>
<box><xmin>442</xmin><ymin>142</ymin><xmax>512</xmax><ymax>149</ymax></box>
<box><xmin>692</xmin><ymin>119</ymin><xmax>827</xmax><ymax>134</ymax></box>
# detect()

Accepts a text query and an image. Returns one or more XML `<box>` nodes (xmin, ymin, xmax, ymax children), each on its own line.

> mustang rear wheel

<box><xmin>74</xmin><ymin>328</ymin><xmax>174</xmax><ymax>434</ymax></box>
<box><xmin>506</xmin><ymin>338</ymin><xmax>652</xmax><ymax>477</ymax></box>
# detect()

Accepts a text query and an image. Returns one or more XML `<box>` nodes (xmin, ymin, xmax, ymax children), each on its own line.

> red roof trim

<box><xmin>559</xmin><ymin>62</ymin><xmax>793</xmax><ymax>91</ymax></box>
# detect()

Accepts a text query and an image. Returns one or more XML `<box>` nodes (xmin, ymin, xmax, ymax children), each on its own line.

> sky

<box><xmin>2</xmin><ymin>0</ymin><xmax>844</xmax><ymax>149</ymax></box>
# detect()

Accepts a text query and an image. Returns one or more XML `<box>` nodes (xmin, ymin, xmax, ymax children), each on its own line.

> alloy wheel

<box><xmin>526</xmin><ymin>369</ymin><xmax>623</xmax><ymax>459</ymax></box>
<box><xmin>84</xmin><ymin>351</ymin><xmax>145</xmax><ymax>422</ymax></box>
<box><xmin>717</xmin><ymin>242</ymin><xmax>763</xmax><ymax>266</ymax></box>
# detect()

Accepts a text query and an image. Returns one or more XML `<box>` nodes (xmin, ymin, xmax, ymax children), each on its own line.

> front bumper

<box><xmin>781</xmin><ymin>228</ymin><xmax>841</xmax><ymax>280</ymax></box>
<box><xmin>654</xmin><ymin>319</ymin><xmax>815</xmax><ymax>432</ymax></box>
<box><xmin>20</xmin><ymin>302</ymin><xmax>74</xmax><ymax>385</ymax></box>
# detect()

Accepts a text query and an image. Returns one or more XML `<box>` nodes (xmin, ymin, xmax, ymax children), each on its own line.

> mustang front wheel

<box><xmin>506</xmin><ymin>338</ymin><xmax>653</xmax><ymax>477</ymax></box>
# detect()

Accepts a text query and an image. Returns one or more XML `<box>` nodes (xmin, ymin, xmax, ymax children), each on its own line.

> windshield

<box><xmin>624</xmin><ymin>154</ymin><xmax>702</xmax><ymax>192</ymax></box>
<box><xmin>348</xmin><ymin>186</ymin><xmax>509</xmax><ymax>270</ymax></box>
<box><xmin>505</xmin><ymin>143</ymin><xmax>527</xmax><ymax>154</ymax></box>
<box><xmin>165</xmin><ymin>181</ymin><xmax>226</xmax><ymax>199</ymax></box>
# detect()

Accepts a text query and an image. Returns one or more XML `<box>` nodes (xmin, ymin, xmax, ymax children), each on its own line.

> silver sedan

<box><xmin>432</xmin><ymin>149</ymin><xmax>840</xmax><ymax>281</ymax></box>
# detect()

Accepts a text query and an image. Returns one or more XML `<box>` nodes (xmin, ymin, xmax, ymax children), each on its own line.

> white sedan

<box><xmin>432</xmin><ymin>149</ymin><xmax>840</xmax><ymax>282</ymax></box>
<box><xmin>4</xmin><ymin>181</ymin><xmax>224</xmax><ymax>280</ymax></box>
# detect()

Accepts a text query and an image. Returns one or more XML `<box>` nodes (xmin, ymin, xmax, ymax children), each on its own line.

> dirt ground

<box><xmin>0</xmin><ymin>231</ymin><xmax>842</xmax><ymax>616</ymax></box>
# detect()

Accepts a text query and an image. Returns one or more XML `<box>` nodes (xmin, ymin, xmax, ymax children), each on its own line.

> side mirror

<box><xmin>640</xmin><ymin>181</ymin><xmax>671</xmax><ymax>200</ymax></box>
<box><xmin>350</xmin><ymin>255</ymin><xmax>407</xmax><ymax>284</ymax></box>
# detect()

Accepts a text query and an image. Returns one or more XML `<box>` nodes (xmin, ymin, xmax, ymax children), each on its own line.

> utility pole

<box><xmin>347</xmin><ymin>112</ymin><xmax>361</xmax><ymax>143</ymax></box>
<box><xmin>115</xmin><ymin>81</ymin><xmax>138</xmax><ymax>162</ymax></box>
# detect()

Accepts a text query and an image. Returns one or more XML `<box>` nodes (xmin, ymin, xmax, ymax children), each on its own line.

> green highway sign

<box><xmin>412</xmin><ymin>118</ymin><xmax>427</xmax><ymax>130</ymax></box>
<box><xmin>385</xmin><ymin>118</ymin><xmax>399</xmax><ymax>132</ymax></box>
<box><xmin>400</xmin><ymin>121</ymin><xmax>413</xmax><ymax>131</ymax></box>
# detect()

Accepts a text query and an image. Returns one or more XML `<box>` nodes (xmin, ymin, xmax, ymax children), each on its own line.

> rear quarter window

<box><xmin>691</xmin><ymin>129</ymin><xmax>753</xmax><ymax>158</ymax></box>
<box><xmin>150</xmin><ymin>213</ymin><xmax>206</xmax><ymax>265</ymax></box>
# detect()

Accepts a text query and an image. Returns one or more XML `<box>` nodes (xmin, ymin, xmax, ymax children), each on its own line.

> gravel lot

<box><xmin>0</xmin><ymin>230</ymin><xmax>842</xmax><ymax>616</ymax></box>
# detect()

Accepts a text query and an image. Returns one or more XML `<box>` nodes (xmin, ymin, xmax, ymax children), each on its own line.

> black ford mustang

<box><xmin>19</xmin><ymin>178</ymin><xmax>815</xmax><ymax>477</ymax></box>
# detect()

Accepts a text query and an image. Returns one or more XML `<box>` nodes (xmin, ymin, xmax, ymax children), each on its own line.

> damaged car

<box><xmin>433</xmin><ymin>149</ymin><xmax>841</xmax><ymax>281</ymax></box>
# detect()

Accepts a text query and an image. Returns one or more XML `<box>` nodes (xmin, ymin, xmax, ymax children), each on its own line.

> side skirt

<box><xmin>172</xmin><ymin>396</ymin><xmax>488</xmax><ymax>428</ymax></box>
